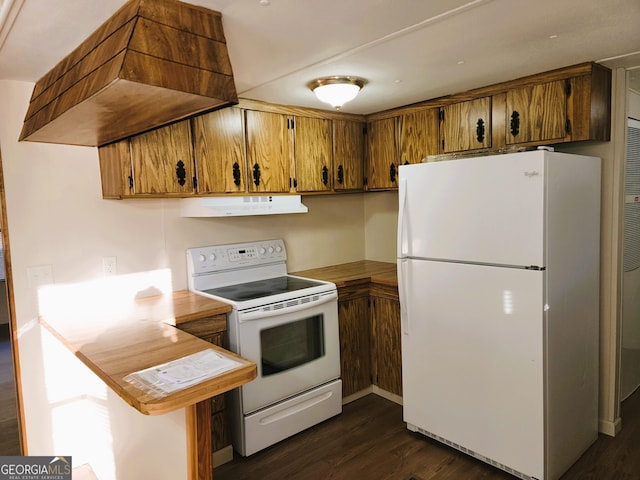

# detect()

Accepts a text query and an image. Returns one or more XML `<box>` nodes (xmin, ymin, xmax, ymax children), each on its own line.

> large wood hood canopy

<box><xmin>19</xmin><ymin>0</ymin><xmax>238</xmax><ymax>147</ymax></box>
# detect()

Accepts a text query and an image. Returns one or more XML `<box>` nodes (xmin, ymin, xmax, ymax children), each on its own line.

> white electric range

<box><xmin>187</xmin><ymin>239</ymin><xmax>342</xmax><ymax>456</ymax></box>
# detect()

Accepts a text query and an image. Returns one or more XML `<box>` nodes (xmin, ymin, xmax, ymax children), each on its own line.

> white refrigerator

<box><xmin>397</xmin><ymin>150</ymin><xmax>600</xmax><ymax>480</ymax></box>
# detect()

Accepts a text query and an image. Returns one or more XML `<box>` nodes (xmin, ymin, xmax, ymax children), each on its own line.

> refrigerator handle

<box><xmin>398</xmin><ymin>177</ymin><xmax>409</xmax><ymax>258</ymax></box>
<box><xmin>398</xmin><ymin>258</ymin><xmax>410</xmax><ymax>335</ymax></box>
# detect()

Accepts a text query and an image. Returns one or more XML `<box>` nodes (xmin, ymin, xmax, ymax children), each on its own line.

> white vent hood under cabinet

<box><xmin>180</xmin><ymin>196</ymin><xmax>308</xmax><ymax>217</ymax></box>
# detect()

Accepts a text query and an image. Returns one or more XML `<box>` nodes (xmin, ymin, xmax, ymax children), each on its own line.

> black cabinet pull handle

<box><xmin>252</xmin><ymin>163</ymin><xmax>261</xmax><ymax>186</ymax></box>
<box><xmin>322</xmin><ymin>166</ymin><xmax>329</xmax><ymax>186</ymax></box>
<box><xmin>510</xmin><ymin>111</ymin><xmax>520</xmax><ymax>137</ymax></box>
<box><xmin>476</xmin><ymin>119</ymin><xmax>485</xmax><ymax>143</ymax></box>
<box><xmin>390</xmin><ymin>163</ymin><xmax>397</xmax><ymax>183</ymax></box>
<box><xmin>337</xmin><ymin>165</ymin><xmax>344</xmax><ymax>185</ymax></box>
<box><xmin>232</xmin><ymin>162</ymin><xmax>241</xmax><ymax>186</ymax></box>
<box><xmin>176</xmin><ymin>160</ymin><xmax>186</xmax><ymax>186</ymax></box>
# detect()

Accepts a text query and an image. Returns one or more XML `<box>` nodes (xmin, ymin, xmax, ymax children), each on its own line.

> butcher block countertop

<box><xmin>292</xmin><ymin>260</ymin><xmax>397</xmax><ymax>289</ymax></box>
<box><xmin>40</xmin><ymin>289</ymin><xmax>256</xmax><ymax>416</ymax></box>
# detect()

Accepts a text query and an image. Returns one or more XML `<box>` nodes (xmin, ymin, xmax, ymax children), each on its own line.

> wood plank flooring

<box><xmin>0</xmin><ymin>324</ymin><xmax>20</xmax><ymax>455</ymax></box>
<box><xmin>217</xmin><ymin>389</ymin><xmax>640</xmax><ymax>480</ymax></box>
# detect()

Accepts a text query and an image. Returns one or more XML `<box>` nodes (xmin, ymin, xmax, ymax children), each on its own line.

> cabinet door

<box><xmin>98</xmin><ymin>139</ymin><xmax>134</xmax><ymax>198</ymax></box>
<box><xmin>440</xmin><ymin>97</ymin><xmax>491</xmax><ymax>153</ymax></box>
<box><xmin>130</xmin><ymin>120</ymin><xmax>195</xmax><ymax>195</ymax></box>
<box><xmin>338</xmin><ymin>296</ymin><xmax>371</xmax><ymax>397</ymax></box>
<box><xmin>294</xmin><ymin>116</ymin><xmax>333</xmax><ymax>192</ymax></box>
<box><xmin>333</xmin><ymin>119</ymin><xmax>365</xmax><ymax>191</ymax></box>
<box><xmin>245</xmin><ymin>110</ymin><xmax>291</xmax><ymax>193</ymax></box>
<box><xmin>367</xmin><ymin>117</ymin><xmax>399</xmax><ymax>190</ymax></box>
<box><xmin>193</xmin><ymin>107</ymin><xmax>246</xmax><ymax>193</ymax></box>
<box><xmin>506</xmin><ymin>80</ymin><xmax>567</xmax><ymax>145</ymax></box>
<box><xmin>371</xmin><ymin>296</ymin><xmax>402</xmax><ymax>396</ymax></box>
<box><xmin>400</xmin><ymin>108</ymin><xmax>440</xmax><ymax>165</ymax></box>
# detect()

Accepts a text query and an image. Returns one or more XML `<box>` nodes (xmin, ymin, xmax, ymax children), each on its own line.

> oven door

<box><xmin>234</xmin><ymin>290</ymin><xmax>340</xmax><ymax>414</ymax></box>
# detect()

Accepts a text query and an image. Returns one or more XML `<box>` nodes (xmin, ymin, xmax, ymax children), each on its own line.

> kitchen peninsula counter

<box><xmin>39</xmin><ymin>289</ymin><xmax>255</xmax><ymax>480</ymax></box>
<box><xmin>40</xmin><ymin>290</ymin><xmax>255</xmax><ymax>416</ymax></box>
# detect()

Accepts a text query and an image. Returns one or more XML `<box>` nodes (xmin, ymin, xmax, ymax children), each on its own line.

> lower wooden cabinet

<box><xmin>175</xmin><ymin>315</ymin><xmax>230</xmax><ymax>453</ymax></box>
<box><xmin>370</xmin><ymin>287</ymin><xmax>402</xmax><ymax>397</ymax></box>
<box><xmin>337</xmin><ymin>287</ymin><xmax>371</xmax><ymax>397</ymax></box>
<box><xmin>337</xmin><ymin>282</ymin><xmax>402</xmax><ymax>399</ymax></box>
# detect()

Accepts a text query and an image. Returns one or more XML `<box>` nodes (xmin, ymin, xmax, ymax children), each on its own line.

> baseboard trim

<box><xmin>342</xmin><ymin>387</ymin><xmax>373</xmax><ymax>405</ymax></box>
<box><xmin>598</xmin><ymin>416</ymin><xmax>622</xmax><ymax>437</ymax></box>
<box><xmin>372</xmin><ymin>386</ymin><xmax>403</xmax><ymax>405</ymax></box>
<box><xmin>213</xmin><ymin>445</ymin><xmax>233</xmax><ymax>467</ymax></box>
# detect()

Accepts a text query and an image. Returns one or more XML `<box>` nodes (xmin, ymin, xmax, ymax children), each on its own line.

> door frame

<box><xmin>0</xmin><ymin>149</ymin><xmax>26</xmax><ymax>453</ymax></box>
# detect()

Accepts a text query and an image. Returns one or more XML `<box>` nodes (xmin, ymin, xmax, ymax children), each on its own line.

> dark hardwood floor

<box><xmin>0</xmin><ymin>323</ymin><xmax>20</xmax><ymax>455</ymax></box>
<box><xmin>217</xmin><ymin>388</ymin><xmax>640</xmax><ymax>480</ymax></box>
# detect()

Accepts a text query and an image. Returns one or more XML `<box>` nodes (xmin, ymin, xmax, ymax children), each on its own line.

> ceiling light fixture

<box><xmin>308</xmin><ymin>76</ymin><xmax>366</xmax><ymax>110</ymax></box>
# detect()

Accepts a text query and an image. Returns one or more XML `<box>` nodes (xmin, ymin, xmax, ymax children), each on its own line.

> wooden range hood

<box><xmin>19</xmin><ymin>0</ymin><xmax>238</xmax><ymax>147</ymax></box>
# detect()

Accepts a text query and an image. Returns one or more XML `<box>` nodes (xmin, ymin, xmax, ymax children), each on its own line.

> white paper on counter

<box><xmin>124</xmin><ymin>349</ymin><xmax>243</xmax><ymax>398</ymax></box>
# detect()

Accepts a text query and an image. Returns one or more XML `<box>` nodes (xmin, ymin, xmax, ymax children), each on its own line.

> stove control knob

<box><xmin>209</xmin><ymin>253</ymin><xmax>216</xmax><ymax>261</ymax></box>
<box><xmin>275</xmin><ymin>245</ymin><xmax>283</xmax><ymax>253</ymax></box>
<box><xmin>268</xmin><ymin>246</ymin><xmax>274</xmax><ymax>254</ymax></box>
<box><xmin>259</xmin><ymin>247</ymin><xmax>267</xmax><ymax>255</ymax></box>
<box><xmin>198</xmin><ymin>254</ymin><xmax>206</xmax><ymax>263</ymax></box>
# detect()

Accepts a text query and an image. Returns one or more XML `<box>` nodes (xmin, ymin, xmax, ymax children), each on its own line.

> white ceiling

<box><xmin>0</xmin><ymin>0</ymin><xmax>639</xmax><ymax>115</ymax></box>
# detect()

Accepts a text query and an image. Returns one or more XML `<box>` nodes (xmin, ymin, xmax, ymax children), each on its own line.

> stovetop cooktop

<box><xmin>200</xmin><ymin>276</ymin><xmax>327</xmax><ymax>302</ymax></box>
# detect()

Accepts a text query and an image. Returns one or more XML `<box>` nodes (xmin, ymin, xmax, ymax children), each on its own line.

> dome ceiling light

<box><xmin>308</xmin><ymin>76</ymin><xmax>367</xmax><ymax>110</ymax></box>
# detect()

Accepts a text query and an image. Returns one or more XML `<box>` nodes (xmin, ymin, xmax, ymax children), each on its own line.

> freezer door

<box><xmin>398</xmin><ymin>152</ymin><xmax>545</xmax><ymax>266</ymax></box>
<box><xmin>399</xmin><ymin>258</ymin><xmax>544</xmax><ymax>479</ymax></box>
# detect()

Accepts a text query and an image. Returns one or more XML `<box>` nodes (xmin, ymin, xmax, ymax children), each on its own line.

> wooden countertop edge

<box><xmin>292</xmin><ymin>260</ymin><xmax>397</xmax><ymax>289</ymax></box>
<box><xmin>40</xmin><ymin>317</ymin><xmax>256</xmax><ymax>416</ymax></box>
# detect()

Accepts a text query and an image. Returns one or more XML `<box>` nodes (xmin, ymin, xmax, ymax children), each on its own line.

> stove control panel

<box><xmin>187</xmin><ymin>239</ymin><xmax>287</xmax><ymax>275</ymax></box>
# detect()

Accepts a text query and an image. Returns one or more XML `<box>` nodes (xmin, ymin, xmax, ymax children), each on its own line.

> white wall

<box><xmin>0</xmin><ymin>80</ymin><xmax>369</xmax><ymax>479</ymax></box>
<box><xmin>364</xmin><ymin>191</ymin><xmax>398</xmax><ymax>262</ymax></box>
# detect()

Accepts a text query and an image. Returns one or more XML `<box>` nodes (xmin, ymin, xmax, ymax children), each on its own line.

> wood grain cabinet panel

<box><xmin>333</xmin><ymin>119</ymin><xmax>365</xmax><ymax>191</ymax></box>
<box><xmin>130</xmin><ymin>119</ymin><xmax>195</xmax><ymax>195</ymax></box>
<box><xmin>440</xmin><ymin>97</ymin><xmax>491</xmax><ymax>153</ymax></box>
<box><xmin>294</xmin><ymin>116</ymin><xmax>333</xmax><ymax>192</ymax></box>
<box><xmin>506</xmin><ymin>80</ymin><xmax>567</xmax><ymax>145</ymax></box>
<box><xmin>338</xmin><ymin>295</ymin><xmax>371</xmax><ymax>397</ymax></box>
<box><xmin>245</xmin><ymin>110</ymin><xmax>291</xmax><ymax>193</ymax></box>
<box><xmin>176</xmin><ymin>315</ymin><xmax>230</xmax><ymax>453</ymax></box>
<box><xmin>192</xmin><ymin>107</ymin><xmax>246</xmax><ymax>193</ymax></box>
<box><xmin>99</xmin><ymin>138</ymin><xmax>134</xmax><ymax>198</ymax></box>
<box><xmin>370</xmin><ymin>295</ymin><xmax>402</xmax><ymax>397</ymax></box>
<box><xmin>400</xmin><ymin>108</ymin><xmax>440</xmax><ymax>165</ymax></box>
<box><xmin>566</xmin><ymin>67</ymin><xmax>611</xmax><ymax>142</ymax></box>
<box><xmin>367</xmin><ymin>117</ymin><xmax>399</xmax><ymax>190</ymax></box>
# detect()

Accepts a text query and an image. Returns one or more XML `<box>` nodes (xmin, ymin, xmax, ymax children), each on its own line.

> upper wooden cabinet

<box><xmin>333</xmin><ymin>119</ymin><xmax>365</xmax><ymax>191</ymax></box>
<box><xmin>192</xmin><ymin>107</ymin><xmax>246</xmax><ymax>194</ymax></box>
<box><xmin>506</xmin><ymin>80</ymin><xmax>568</xmax><ymax>145</ymax></box>
<box><xmin>294</xmin><ymin>116</ymin><xmax>333</xmax><ymax>192</ymax></box>
<box><xmin>130</xmin><ymin>120</ymin><xmax>195</xmax><ymax>195</ymax></box>
<box><xmin>100</xmin><ymin>119</ymin><xmax>195</xmax><ymax>198</ymax></box>
<box><xmin>440</xmin><ymin>97</ymin><xmax>491</xmax><ymax>153</ymax></box>
<box><xmin>245</xmin><ymin>110</ymin><xmax>292</xmax><ymax>193</ymax></box>
<box><xmin>98</xmin><ymin>62</ymin><xmax>610</xmax><ymax>199</ymax></box>
<box><xmin>367</xmin><ymin>117</ymin><xmax>399</xmax><ymax>190</ymax></box>
<box><xmin>400</xmin><ymin>108</ymin><xmax>440</xmax><ymax>165</ymax></box>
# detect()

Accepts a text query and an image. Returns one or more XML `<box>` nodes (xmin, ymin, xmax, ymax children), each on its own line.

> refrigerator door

<box><xmin>399</xmin><ymin>258</ymin><xmax>544</xmax><ymax>479</ymax></box>
<box><xmin>398</xmin><ymin>151</ymin><xmax>545</xmax><ymax>266</ymax></box>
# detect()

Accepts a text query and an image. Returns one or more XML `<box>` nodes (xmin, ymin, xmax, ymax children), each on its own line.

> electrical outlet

<box><xmin>27</xmin><ymin>265</ymin><xmax>53</xmax><ymax>289</ymax></box>
<box><xmin>103</xmin><ymin>257</ymin><xmax>117</xmax><ymax>276</ymax></box>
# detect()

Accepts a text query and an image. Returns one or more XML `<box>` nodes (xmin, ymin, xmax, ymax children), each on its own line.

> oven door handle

<box><xmin>237</xmin><ymin>291</ymin><xmax>338</xmax><ymax>322</ymax></box>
